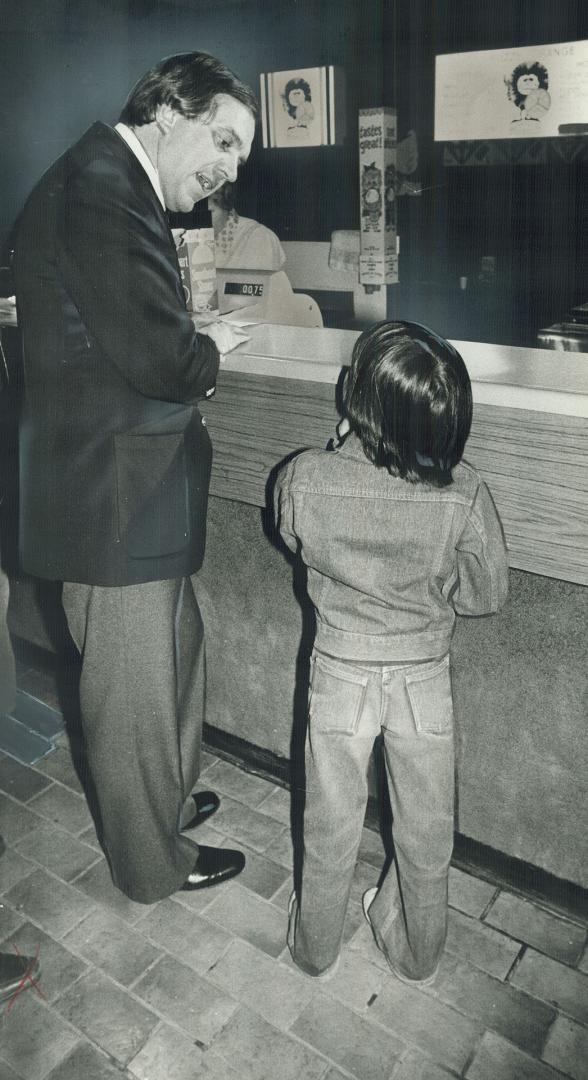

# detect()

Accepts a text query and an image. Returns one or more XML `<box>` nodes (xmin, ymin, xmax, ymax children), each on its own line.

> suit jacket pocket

<box><xmin>114</xmin><ymin>431</ymin><xmax>190</xmax><ymax>558</ymax></box>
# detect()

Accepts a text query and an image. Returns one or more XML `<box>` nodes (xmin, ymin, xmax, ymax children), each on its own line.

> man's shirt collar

<box><xmin>114</xmin><ymin>122</ymin><xmax>165</xmax><ymax>209</ymax></box>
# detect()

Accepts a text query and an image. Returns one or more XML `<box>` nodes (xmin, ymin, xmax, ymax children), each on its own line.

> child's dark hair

<box><xmin>343</xmin><ymin>320</ymin><xmax>472</xmax><ymax>487</ymax></box>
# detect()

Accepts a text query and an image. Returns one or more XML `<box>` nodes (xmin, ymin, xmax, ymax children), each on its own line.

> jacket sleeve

<box><xmin>57</xmin><ymin>158</ymin><xmax>219</xmax><ymax>404</ymax></box>
<box><xmin>452</xmin><ymin>480</ymin><xmax>509</xmax><ymax>616</ymax></box>
<box><xmin>273</xmin><ymin>459</ymin><xmax>299</xmax><ymax>554</ymax></box>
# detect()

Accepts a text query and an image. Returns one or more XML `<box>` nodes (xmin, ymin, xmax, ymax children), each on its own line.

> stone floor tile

<box><xmin>0</xmin><ymin>847</ymin><xmax>35</xmax><ymax>893</ymax></box>
<box><xmin>3</xmin><ymin>921</ymin><xmax>87</xmax><ymax>1003</ymax></box>
<box><xmin>542</xmin><ymin>1014</ymin><xmax>588</xmax><ymax>1080</ymax></box>
<box><xmin>213</xmin><ymin>1005</ymin><xmax>330</xmax><ymax>1080</ymax></box>
<box><xmin>199</xmin><ymin>749</ymin><xmax>219</xmax><ymax>774</ymax></box>
<box><xmin>510</xmin><ymin>948</ymin><xmax>588</xmax><ymax>1025</ymax></box>
<box><xmin>63</xmin><ymin>907</ymin><xmax>162</xmax><ymax>986</ymax></box>
<box><xmin>448</xmin><ymin>867</ymin><xmax>497</xmax><ymax>919</ymax></box>
<box><xmin>432</xmin><ymin>953</ymin><xmax>555</xmax><ymax>1056</ymax></box>
<box><xmin>357</xmin><ymin>826</ymin><xmax>387</xmax><ymax>870</ymax></box>
<box><xmin>17</xmin><ymin>667</ymin><xmax>61</xmax><ymax>708</ymax></box>
<box><xmin>0</xmin><ymin>901</ymin><xmax>24</xmax><ymax>942</ymax></box>
<box><xmin>466</xmin><ymin>1030</ymin><xmax>566</xmax><ymax>1080</ymax></box>
<box><xmin>73</xmin><ymin>860</ymin><xmax>148</xmax><ymax>925</ymax></box>
<box><xmin>128</xmin><ymin>1021</ymin><xmax>242</xmax><ymax>1080</ymax></box>
<box><xmin>4</xmin><ymin>867</ymin><xmax>97</xmax><ymax>938</ymax></box>
<box><xmin>0</xmin><ymin>993</ymin><xmax>79</xmax><ymax>1080</ymax></box>
<box><xmin>256</xmin><ymin>784</ymin><xmax>292</xmax><ymax>826</ymax></box>
<box><xmin>259</xmin><ymin>941</ymin><xmax>298</xmax><ymax>973</ymax></box>
<box><xmin>578</xmin><ymin>946</ymin><xmax>588</xmax><ymax>975</ymax></box>
<box><xmin>34</xmin><ymin>746</ymin><xmax>85</xmax><ymax>795</ymax></box>
<box><xmin>392</xmin><ymin>1048</ymin><xmax>457</xmax><ymax>1080</ymax></box>
<box><xmin>15</xmin><ymin>822</ymin><xmax>101</xmax><ymax>883</ymax></box>
<box><xmin>321</xmin><ymin>947</ymin><xmax>387</xmax><ymax>1014</ymax></box>
<box><xmin>292</xmin><ymin>994</ymin><xmax>405</xmax><ymax>1080</ymax></box>
<box><xmin>77</xmin><ymin>824</ymin><xmax>103</xmax><ymax>853</ymax></box>
<box><xmin>235</xmin><ymin>843</ymin><xmax>291</xmax><ymax>900</ymax></box>
<box><xmin>262</xmin><ymin>827</ymin><xmax>295</xmax><ymax>869</ymax></box>
<box><xmin>0</xmin><ymin>1056</ymin><xmax>21</xmax><ymax>1080</ymax></box>
<box><xmin>485</xmin><ymin>891</ymin><xmax>586</xmax><ymax>965</ymax></box>
<box><xmin>445</xmin><ymin>908</ymin><xmax>522</xmax><ymax>980</ymax></box>
<box><xmin>54</xmin><ymin>968</ymin><xmax>158</xmax><ymax>1065</ymax></box>
<box><xmin>204</xmin><ymin>759</ymin><xmax>277</xmax><ymax>809</ymax></box>
<box><xmin>206</xmin><ymin>937</ymin><xmax>314</xmax><ymax>1029</ymax></box>
<box><xmin>44</xmin><ymin>1041</ymin><xmax>130</xmax><ymax>1079</ymax></box>
<box><xmin>139</xmin><ymin>898</ymin><xmax>231</xmax><ymax>975</ymax></box>
<box><xmin>133</xmin><ymin>954</ymin><xmax>238</xmax><ymax>1043</ymax></box>
<box><xmin>321</xmin><ymin>1071</ymin><xmax>353</xmax><ymax>1080</ymax></box>
<box><xmin>203</xmin><ymin>881</ymin><xmax>287</xmax><ymax>957</ymax></box>
<box><xmin>0</xmin><ymin>794</ymin><xmax>41</xmax><ymax>846</ymax></box>
<box><xmin>208</xmin><ymin>794</ymin><xmax>287</xmax><ymax>853</ymax></box>
<box><xmin>26</xmin><ymin>783</ymin><xmax>94</xmax><ymax>837</ymax></box>
<box><xmin>0</xmin><ymin>754</ymin><xmax>53</xmax><ymax>803</ymax></box>
<box><xmin>369</xmin><ymin>976</ymin><xmax>483</xmax><ymax>1074</ymax></box>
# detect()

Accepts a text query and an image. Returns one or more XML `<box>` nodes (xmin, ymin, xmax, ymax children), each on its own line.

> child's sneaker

<box><xmin>362</xmin><ymin>886</ymin><xmax>378</xmax><ymax>926</ymax></box>
<box><xmin>288</xmin><ymin>892</ymin><xmax>340</xmax><ymax>981</ymax></box>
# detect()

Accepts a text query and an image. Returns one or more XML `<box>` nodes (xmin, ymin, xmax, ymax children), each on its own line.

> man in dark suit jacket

<box><xmin>13</xmin><ymin>53</ymin><xmax>258</xmax><ymax>903</ymax></box>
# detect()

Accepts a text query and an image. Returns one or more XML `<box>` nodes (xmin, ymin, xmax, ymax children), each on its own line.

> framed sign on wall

<box><xmin>260</xmin><ymin>65</ymin><xmax>345</xmax><ymax>148</ymax></box>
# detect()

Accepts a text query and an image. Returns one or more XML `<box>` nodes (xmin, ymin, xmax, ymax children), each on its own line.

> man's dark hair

<box><xmin>119</xmin><ymin>51</ymin><xmax>259</xmax><ymax>126</ymax></box>
<box><xmin>343</xmin><ymin>320</ymin><xmax>472</xmax><ymax>487</ymax></box>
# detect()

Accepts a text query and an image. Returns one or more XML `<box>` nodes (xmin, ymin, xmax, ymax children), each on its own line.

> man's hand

<box><xmin>195</xmin><ymin>319</ymin><xmax>250</xmax><ymax>356</ymax></box>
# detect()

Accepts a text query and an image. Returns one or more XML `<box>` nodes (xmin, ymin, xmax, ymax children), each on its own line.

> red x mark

<box><xmin>4</xmin><ymin>943</ymin><xmax>45</xmax><ymax>1013</ymax></box>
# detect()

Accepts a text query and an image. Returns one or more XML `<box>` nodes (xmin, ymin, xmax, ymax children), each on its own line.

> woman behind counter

<box><xmin>208</xmin><ymin>183</ymin><xmax>286</xmax><ymax>271</ymax></box>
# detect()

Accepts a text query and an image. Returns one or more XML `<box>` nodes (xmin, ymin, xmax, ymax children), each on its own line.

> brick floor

<box><xmin>1</xmin><ymin>666</ymin><xmax>587</xmax><ymax>1079</ymax></box>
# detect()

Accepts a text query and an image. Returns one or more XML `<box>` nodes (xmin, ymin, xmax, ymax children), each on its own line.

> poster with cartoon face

<box><xmin>434</xmin><ymin>38</ymin><xmax>588</xmax><ymax>140</ymax></box>
<box><xmin>263</xmin><ymin>67</ymin><xmax>327</xmax><ymax>147</ymax></box>
<box><xmin>260</xmin><ymin>66</ymin><xmax>346</xmax><ymax>148</ymax></box>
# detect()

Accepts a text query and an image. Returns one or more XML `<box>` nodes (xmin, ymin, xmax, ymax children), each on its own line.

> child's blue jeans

<box><xmin>289</xmin><ymin>648</ymin><xmax>455</xmax><ymax>983</ymax></box>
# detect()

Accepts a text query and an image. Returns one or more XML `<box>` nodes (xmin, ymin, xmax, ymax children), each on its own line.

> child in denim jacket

<box><xmin>274</xmin><ymin>320</ymin><xmax>508</xmax><ymax>983</ymax></box>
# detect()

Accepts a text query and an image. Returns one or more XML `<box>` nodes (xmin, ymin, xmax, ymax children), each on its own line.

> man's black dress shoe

<box><xmin>181</xmin><ymin>791</ymin><xmax>220</xmax><ymax>831</ymax></box>
<box><xmin>181</xmin><ymin>845</ymin><xmax>245</xmax><ymax>891</ymax></box>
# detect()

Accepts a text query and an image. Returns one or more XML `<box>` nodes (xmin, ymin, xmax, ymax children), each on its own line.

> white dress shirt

<box><xmin>114</xmin><ymin>122</ymin><xmax>165</xmax><ymax>209</ymax></box>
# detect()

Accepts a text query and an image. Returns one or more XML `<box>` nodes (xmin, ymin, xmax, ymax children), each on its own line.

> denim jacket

<box><xmin>274</xmin><ymin>433</ymin><xmax>509</xmax><ymax>661</ymax></box>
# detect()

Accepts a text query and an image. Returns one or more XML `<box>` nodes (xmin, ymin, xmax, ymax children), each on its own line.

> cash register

<box><xmin>216</xmin><ymin>267</ymin><xmax>323</xmax><ymax>328</ymax></box>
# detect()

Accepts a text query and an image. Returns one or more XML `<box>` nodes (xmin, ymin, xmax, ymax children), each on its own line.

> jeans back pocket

<box><xmin>405</xmin><ymin>656</ymin><xmax>453</xmax><ymax>735</ymax></box>
<box><xmin>309</xmin><ymin>654</ymin><xmax>369</xmax><ymax>736</ymax></box>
